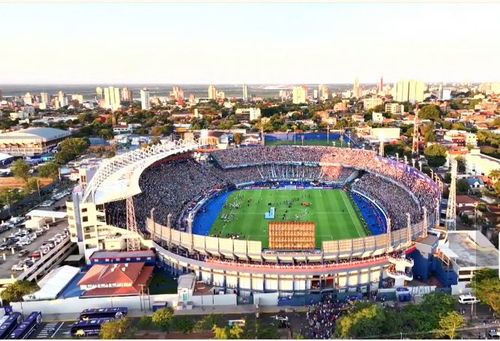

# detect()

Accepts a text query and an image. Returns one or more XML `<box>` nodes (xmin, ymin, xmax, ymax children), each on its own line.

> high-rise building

<box><xmin>216</xmin><ymin>90</ymin><xmax>225</xmax><ymax>100</ymax></box>
<box><xmin>393</xmin><ymin>80</ymin><xmax>426</xmax><ymax>103</ymax></box>
<box><xmin>96</xmin><ymin>87</ymin><xmax>103</xmax><ymax>99</ymax></box>
<box><xmin>40</xmin><ymin>92</ymin><xmax>50</xmax><ymax>106</ymax></box>
<box><xmin>242</xmin><ymin>84</ymin><xmax>249</xmax><ymax>101</ymax></box>
<box><xmin>378</xmin><ymin>77</ymin><xmax>384</xmax><ymax>93</ymax></box>
<box><xmin>208</xmin><ymin>85</ymin><xmax>217</xmax><ymax>100</ymax></box>
<box><xmin>318</xmin><ymin>84</ymin><xmax>329</xmax><ymax>100</ymax></box>
<box><xmin>23</xmin><ymin>92</ymin><xmax>33</xmax><ymax>105</ymax></box>
<box><xmin>352</xmin><ymin>78</ymin><xmax>362</xmax><ymax>98</ymax></box>
<box><xmin>363</xmin><ymin>97</ymin><xmax>383</xmax><ymax>110</ymax></box>
<box><xmin>292</xmin><ymin>86</ymin><xmax>307</xmax><ymax>104</ymax></box>
<box><xmin>140</xmin><ymin>88</ymin><xmax>150</xmax><ymax>110</ymax></box>
<box><xmin>103</xmin><ymin>87</ymin><xmax>121</xmax><ymax>111</ymax></box>
<box><xmin>120</xmin><ymin>87</ymin><xmax>133</xmax><ymax>102</ymax></box>
<box><xmin>171</xmin><ymin>86</ymin><xmax>184</xmax><ymax>101</ymax></box>
<box><xmin>71</xmin><ymin>94</ymin><xmax>84</xmax><ymax>104</ymax></box>
<box><xmin>385</xmin><ymin>102</ymin><xmax>405</xmax><ymax>114</ymax></box>
<box><xmin>58</xmin><ymin>91</ymin><xmax>69</xmax><ymax>107</ymax></box>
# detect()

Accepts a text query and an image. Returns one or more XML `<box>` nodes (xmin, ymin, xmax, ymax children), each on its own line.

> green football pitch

<box><xmin>265</xmin><ymin>139</ymin><xmax>346</xmax><ymax>147</ymax></box>
<box><xmin>209</xmin><ymin>189</ymin><xmax>368</xmax><ymax>248</ymax></box>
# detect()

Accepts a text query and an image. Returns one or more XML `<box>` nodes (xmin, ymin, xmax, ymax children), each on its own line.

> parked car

<box><xmin>23</xmin><ymin>258</ymin><xmax>34</xmax><ymax>267</ymax></box>
<box><xmin>18</xmin><ymin>250</ymin><xmax>29</xmax><ymax>258</ymax></box>
<box><xmin>48</xmin><ymin>237</ymin><xmax>60</xmax><ymax>245</ymax></box>
<box><xmin>30</xmin><ymin>251</ymin><xmax>41</xmax><ymax>260</ymax></box>
<box><xmin>458</xmin><ymin>294</ymin><xmax>480</xmax><ymax>304</ymax></box>
<box><xmin>11</xmin><ymin>263</ymin><xmax>24</xmax><ymax>271</ymax></box>
<box><xmin>488</xmin><ymin>330</ymin><xmax>500</xmax><ymax>339</ymax></box>
<box><xmin>42</xmin><ymin>241</ymin><xmax>55</xmax><ymax>249</ymax></box>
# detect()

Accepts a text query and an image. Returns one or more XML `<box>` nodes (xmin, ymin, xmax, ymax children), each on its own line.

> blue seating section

<box><xmin>351</xmin><ymin>192</ymin><xmax>387</xmax><ymax>235</ymax></box>
<box><xmin>192</xmin><ymin>191</ymin><xmax>233</xmax><ymax>236</ymax></box>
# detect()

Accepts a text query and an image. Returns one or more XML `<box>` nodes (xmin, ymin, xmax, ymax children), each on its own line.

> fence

<box><xmin>10</xmin><ymin>293</ymin><xmax>237</xmax><ymax>316</ymax></box>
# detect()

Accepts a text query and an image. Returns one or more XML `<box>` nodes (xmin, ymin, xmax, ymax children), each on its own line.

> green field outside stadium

<box><xmin>209</xmin><ymin>189</ymin><xmax>368</xmax><ymax>248</ymax></box>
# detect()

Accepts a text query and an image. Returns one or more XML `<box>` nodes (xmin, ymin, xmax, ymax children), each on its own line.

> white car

<box><xmin>11</xmin><ymin>262</ymin><xmax>24</xmax><ymax>271</ymax></box>
<box><xmin>488</xmin><ymin>330</ymin><xmax>500</xmax><ymax>339</ymax></box>
<box><xmin>458</xmin><ymin>294</ymin><xmax>480</xmax><ymax>304</ymax></box>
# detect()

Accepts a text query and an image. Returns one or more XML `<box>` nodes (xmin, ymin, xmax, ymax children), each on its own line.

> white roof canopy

<box><xmin>26</xmin><ymin>209</ymin><xmax>67</xmax><ymax>219</ymax></box>
<box><xmin>23</xmin><ymin>265</ymin><xmax>80</xmax><ymax>301</ymax></box>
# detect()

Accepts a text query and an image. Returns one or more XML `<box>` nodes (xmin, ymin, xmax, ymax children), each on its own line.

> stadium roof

<box><xmin>442</xmin><ymin>231</ymin><xmax>498</xmax><ymax>269</ymax></box>
<box><xmin>0</xmin><ymin>127</ymin><xmax>71</xmax><ymax>142</ymax></box>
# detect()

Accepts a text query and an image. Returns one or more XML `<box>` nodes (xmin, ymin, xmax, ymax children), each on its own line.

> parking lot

<box><xmin>0</xmin><ymin>191</ymin><xmax>72</xmax><ymax>280</ymax></box>
<box><xmin>0</xmin><ymin>220</ymin><xmax>69</xmax><ymax>278</ymax></box>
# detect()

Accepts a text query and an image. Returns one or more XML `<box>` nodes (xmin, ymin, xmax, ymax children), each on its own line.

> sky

<box><xmin>1</xmin><ymin>3</ymin><xmax>499</xmax><ymax>84</ymax></box>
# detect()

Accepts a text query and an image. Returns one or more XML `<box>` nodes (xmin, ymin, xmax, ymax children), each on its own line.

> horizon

<box><xmin>1</xmin><ymin>3</ymin><xmax>500</xmax><ymax>84</ymax></box>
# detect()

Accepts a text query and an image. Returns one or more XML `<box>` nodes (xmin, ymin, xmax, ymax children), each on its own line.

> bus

<box><xmin>70</xmin><ymin>318</ymin><xmax>114</xmax><ymax>337</ymax></box>
<box><xmin>0</xmin><ymin>313</ymin><xmax>22</xmax><ymax>339</ymax></box>
<box><xmin>79</xmin><ymin>307</ymin><xmax>128</xmax><ymax>320</ymax></box>
<box><xmin>8</xmin><ymin>311</ymin><xmax>42</xmax><ymax>339</ymax></box>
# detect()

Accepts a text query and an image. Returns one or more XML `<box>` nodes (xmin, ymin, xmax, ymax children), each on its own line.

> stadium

<box><xmin>67</xmin><ymin>140</ymin><xmax>441</xmax><ymax>298</ymax></box>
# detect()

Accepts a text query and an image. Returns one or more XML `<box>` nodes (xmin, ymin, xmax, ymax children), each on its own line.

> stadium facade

<box><xmin>67</xmin><ymin>141</ymin><xmax>442</xmax><ymax>295</ymax></box>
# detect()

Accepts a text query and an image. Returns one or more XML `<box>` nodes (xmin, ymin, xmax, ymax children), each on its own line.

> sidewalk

<box><xmin>41</xmin><ymin>304</ymin><xmax>308</xmax><ymax>322</ymax></box>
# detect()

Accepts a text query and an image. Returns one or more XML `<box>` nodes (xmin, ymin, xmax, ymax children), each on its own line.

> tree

<box><xmin>151</xmin><ymin>307</ymin><xmax>174</xmax><ymax>331</ymax></box>
<box><xmin>0</xmin><ymin>280</ymin><xmax>39</xmax><ymax>303</ymax></box>
<box><xmin>100</xmin><ymin>317</ymin><xmax>132</xmax><ymax>339</ymax></box>
<box><xmin>176</xmin><ymin>317</ymin><xmax>195</xmax><ymax>334</ymax></box>
<box><xmin>11</xmin><ymin>159</ymin><xmax>30</xmax><ymax>182</ymax></box>
<box><xmin>456</xmin><ymin>179</ymin><xmax>470</xmax><ymax>194</ymax></box>
<box><xmin>212</xmin><ymin>325</ymin><xmax>230</xmax><ymax>339</ymax></box>
<box><xmin>424</xmin><ymin>144</ymin><xmax>447</xmax><ymax>167</ymax></box>
<box><xmin>424</xmin><ymin>129</ymin><xmax>437</xmax><ymax>143</ymax></box>
<box><xmin>489</xmin><ymin>169</ymin><xmax>500</xmax><ymax>182</ymax></box>
<box><xmin>419</xmin><ymin>105</ymin><xmax>442</xmax><ymax>120</ymax></box>
<box><xmin>23</xmin><ymin>178</ymin><xmax>40</xmax><ymax>195</ymax></box>
<box><xmin>229</xmin><ymin>324</ymin><xmax>244</xmax><ymax>339</ymax></box>
<box><xmin>336</xmin><ymin>303</ymin><xmax>388</xmax><ymax>338</ymax></box>
<box><xmin>55</xmin><ymin>137</ymin><xmax>89</xmax><ymax>164</ymax></box>
<box><xmin>471</xmin><ymin>268</ymin><xmax>500</xmax><ymax>313</ymax></box>
<box><xmin>435</xmin><ymin>312</ymin><xmax>465</xmax><ymax>339</ymax></box>
<box><xmin>234</xmin><ymin>133</ymin><xmax>243</xmax><ymax>146</ymax></box>
<box><xmin>456</xmin><ymin>156</ymin><xmax>466</xmax><ymax>173</ymax></box>
<box><xmin>99</xmin><ymin>128</ymin><xmax>114</xmax><ymax>140</ymax></box>
<box><xmin>194</xmin><ymin>314</ymin><xmax>224</xmax><ymax>332</ymax></box>
<box><xmin>37</xmin><ymin>162</ymin><xmax>59</xmax><ymax>180</ymax></box>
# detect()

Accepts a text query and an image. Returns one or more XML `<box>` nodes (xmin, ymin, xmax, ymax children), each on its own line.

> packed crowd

<box><xmin>106</xmin><ymin>146</ymin><xmax>439</xmax><ymax>235</ymax></box>
<box><xmin>105</xmin><ymin>157</ymin><xmax>229</xmax><ymax>229</ymax></box>
<box><xmin>212</xmin><ymin>146</ymin><xmax>439</xmax><ymax>216</ymax></box>
<box><xmin>303</xmin><ymin>294</ymin><xmax>353</xmax><ymax>339</ymax></box>
<box><xmin>352</xmin><ymin>173</ymin><xmax>422</xmax><ymax>230</ymax></box>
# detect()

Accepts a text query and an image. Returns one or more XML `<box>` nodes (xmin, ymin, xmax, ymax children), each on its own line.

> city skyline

<box><xmin>1</xmin><ymin>3</ymin><xmax>500</xmax><ymax>84</ymax></box>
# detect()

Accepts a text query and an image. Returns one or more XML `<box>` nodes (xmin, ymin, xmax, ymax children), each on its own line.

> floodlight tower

<box><xmin>445</xmin><ymin>159</ymin><xmax>458</xmax><ymax>231</ymax></box>
<box><xmin>412</xmin><ymin>105</ymin><xmax>420</xmax><ymax>156</ymax></box>
<box><xmin>126</xmin><ymin>196</ymin><xmax>141</xmax><ymax>251</ymax></box>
